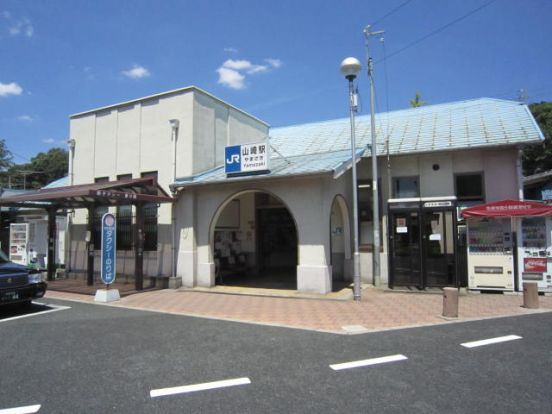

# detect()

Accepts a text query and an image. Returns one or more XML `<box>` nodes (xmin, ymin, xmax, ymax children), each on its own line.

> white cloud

<box><xmin>2</xmin><ymin>12</ymin><xmax>33</xmax><ymax>37</ymax></box>
<box><xmin>217</xmin><ymin>67</ymin><xmax>245</xmax><ymax>90</ymax></box>
<box><xmin>222</xmin><ymin>59</ymin><xmax>268</xmax><ymax>74</ymax></box>
<box><xmin>121</xmin><ymin>64</ymin><xmax>150</xmax><ymax>79</ymax></box>
<box><xmin>265</xmin><ymin>58</ymin><xmax>282</xmax><ymax>68</ymax></box>
<box><xmin>216</xmin><ymin>58</ymin><xmax>282</xmax><ymax>90</ymax></box>
<box><xmin>224</xmin><ymin>47</ymin><xmax>238</xmax><ymax>53</ymax></box>
<box><xmin>0</xmin><ymin>82</ymin><xmax>23</xmax><ymax>97</ymax></box>
<box><xmin>17</xmin><ymin>114</ymin><xmax>33</xmax><ymax>122</ymax></box>
<box><xmin>42</xmin><ymin>138</ymin><xmax>55</xmax><ymax>144</ymax></box>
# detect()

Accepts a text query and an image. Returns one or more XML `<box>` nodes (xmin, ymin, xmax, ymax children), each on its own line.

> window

<box><xmin>392</xmin><ymin>176</ymin><xmax>419</xmax><ymax>198</ymax></box>
<box><xmin>116</xmin><ymin>174</ymin><xmax>133</xmax><ymax>250</ymax></box>
<box><xmin>116</xmin><ymin>205</ymin><xmax>133</xmax><ymax>250</ymax></box>
<box><xmin>455</xmin><ymin>173</ymin><xmax>484</xmax><ymax>207</ymax></box>
<box><xmin>143</xmin><ymin>204</ymin><xmax>158</xmax><ymax>251</ymax></box>
<box><xmin>358</xmin><ymin>180</ymin><xmax>382</xmax><ymax>246</ymax></box>
<box><xmin>141</xmin><ymin>171</ymin><xmax>158</xmax><ymax>251</ymax></box>
<box><xmin>93</xmin><ymin>177</ymin><xmax>109</xmax><ymax>249</ymax></box>
<box><xmin>92</xmin><ymin>207</ymin><xmax>108</xmax><ymax>249</ymax></box>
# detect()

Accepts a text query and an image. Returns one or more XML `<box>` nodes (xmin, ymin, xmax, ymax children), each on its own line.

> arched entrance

<box><xmin>330</xmin><ymin>195</ymin><xmax>352</xmax><ymax>288</ymax></box>
<box><xmin>210</xmin><ymin>190</ymin><xmax>298</xmax><ymax>290</ymax></box>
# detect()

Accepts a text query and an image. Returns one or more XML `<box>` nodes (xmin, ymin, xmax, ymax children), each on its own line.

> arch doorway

<box><xmin>330</xmin><ymin>195</ymin><xmax>352</xmax><ymax>289</ymax></box>
<box><xmin>211</xmin><ymin>190</ymin><xmax>298</xmax><ymax>290</ymax></box>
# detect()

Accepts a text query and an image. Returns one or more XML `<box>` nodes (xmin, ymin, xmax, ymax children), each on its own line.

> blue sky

<box><xmin>1</xmin><ymin>0</ymin><xmax>551</xmax><ymax>164</ymax></box>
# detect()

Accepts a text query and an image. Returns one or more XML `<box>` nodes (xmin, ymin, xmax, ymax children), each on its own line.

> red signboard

<box><xmin>462</xmin><ymin>199</ymin><xmax>552</xmax><ymax>218</ymax></box>
<box><xmin>524</xmin><ymin>258</ymin><xmax>547</xmax><ymax>272</ymax></box>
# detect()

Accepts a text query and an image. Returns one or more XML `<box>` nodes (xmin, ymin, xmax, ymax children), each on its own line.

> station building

<box><xmin>62</xmin><ymin>87</ymin><xmax>543</xmax><ymax>294</ymax></box>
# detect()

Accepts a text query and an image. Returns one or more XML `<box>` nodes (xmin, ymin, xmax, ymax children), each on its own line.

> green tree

<box><xmin>27</xmin><ymin>148</ymin><xmax>68</xmax><ymax>188</ymax></box>
<box><xmin>0</xmin><ymin>139</ymin><xmax>13</xmax><ymax>172</ymax></box>
<box><xmin>409</xmin><ymin>91</ymin><xmax>427</xmax><ymax>108</ymax></box>
<box><xmin>4</xmin><ymin>148</ymin><xmax>68</xmax><ymax>189</ymax></box>
<box><xmin>523</xmin><ymin>102</ymin><xmax>552</xmax><ymax>176</ymax></box>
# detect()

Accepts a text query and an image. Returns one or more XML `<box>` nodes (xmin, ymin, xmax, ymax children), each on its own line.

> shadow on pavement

<box><xmin>0</xmin><ymin>302</ymin><xmax>53</xmax><ymax>320</ymax></box>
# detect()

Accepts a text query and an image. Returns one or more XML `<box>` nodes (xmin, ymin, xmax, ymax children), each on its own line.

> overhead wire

<box><xmin>371</xmin><ymin>0</ymin><xmax>415</xmax><ymax>26</ymax></box>
<box><xmin>380</xmin><ymin>37</ymin><xmax>393</xmax><ymax>198</ymax></box>
<box><xmin>379</xmin><ymin>0</ymin><xmax>498</xmax><ymax>62</ymax></box>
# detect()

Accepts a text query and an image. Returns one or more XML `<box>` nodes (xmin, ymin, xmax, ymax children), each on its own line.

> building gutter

<box><xmin>171</xmin><ymin>170</ymin><xmax>334</xmax><ymax>191</ymax></box>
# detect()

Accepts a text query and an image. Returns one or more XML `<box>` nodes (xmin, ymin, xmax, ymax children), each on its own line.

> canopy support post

<box><xmin>134</xmin><ymin>203</ymin><xmax>144</xmax><ymax>291</ymax></box>
<box><xmin>87</xmin><ymin>206</ymin><xmax>95</xmax><ymax>286</ymax></box>
<box><xmin>46</xmin><ymin>208</ymin><xmax>56</xmax><ymax>281</ymax></box>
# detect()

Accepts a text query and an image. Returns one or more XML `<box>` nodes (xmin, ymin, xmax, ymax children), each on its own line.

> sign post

<box><xmin>94</xmin><ymin>212</ymin><xmax>120</xmax><ymax>302</ymax></box>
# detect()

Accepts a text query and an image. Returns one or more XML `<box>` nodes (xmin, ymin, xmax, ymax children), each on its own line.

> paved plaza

<box><xmin>45</xmin><ymin>287</ymin><xmax>552</xmax><ymax>334</ymax></box>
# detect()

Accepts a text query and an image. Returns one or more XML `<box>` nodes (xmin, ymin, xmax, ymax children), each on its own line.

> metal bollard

<box><xmin>442</xmin><ymin>287</ymin><xmax>459</xmax><ymax>318</ymax></box>
<box><xmin>523</xmin><ymin>282</ymin><xmax>539</xmax><ymax>309</ymax></box>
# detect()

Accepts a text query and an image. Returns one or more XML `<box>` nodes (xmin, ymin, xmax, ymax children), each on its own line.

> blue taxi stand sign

<box><xmin>101</xmin><ymin>212</ymin><xmax>117</xmax><ymax>285</ymax></box>
<box><xmin>95</xmin><ymin>213</ymin><xmax>120</xmax><ymax>302</ymax></box>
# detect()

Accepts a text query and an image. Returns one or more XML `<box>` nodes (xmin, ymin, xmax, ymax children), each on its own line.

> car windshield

<box><xmin>0</xmin><ymin>250</ymin><xmax>10</xmax><ymax>263</ymax></box>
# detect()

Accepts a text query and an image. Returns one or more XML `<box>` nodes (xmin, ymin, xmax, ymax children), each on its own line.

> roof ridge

<box><xmin>271</xmin><ymin>97</ymin><xmax>522</xmax><ymax>131</ymax></box>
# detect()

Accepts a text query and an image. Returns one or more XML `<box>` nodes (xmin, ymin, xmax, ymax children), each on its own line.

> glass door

<box><xmin>422</xmin><ymin>210</ymin><xmax>456</xmax><ymax>287</ymax></box>
<box><xmin>389</xmin><ymin>210</ymin><xmax>422</xmax><ymax>287</ymax></box>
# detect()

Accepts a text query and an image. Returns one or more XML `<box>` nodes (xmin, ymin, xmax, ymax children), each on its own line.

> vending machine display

<box><xmin>467</xmin><ymin>218</ymin><xmax>514</xmax><ymax>290</ymax></box>
<box><xmin>518</xmin><ymin>217</ymin><xmax>552</xmax><ymax>292</ymax></box>
<box><xmin>9</xmin><ymin>223</ymin><xmax>29</xmax><ymax>265</ymax></box>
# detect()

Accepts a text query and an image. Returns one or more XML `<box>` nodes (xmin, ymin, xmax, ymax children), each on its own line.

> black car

<box><xmin>0</xmin><ymin>251</ymin><xmax>47</xmax><ymax>307</ymax></box>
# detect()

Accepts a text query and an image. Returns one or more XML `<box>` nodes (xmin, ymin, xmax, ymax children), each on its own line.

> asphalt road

<box><xmin>0</xmin><ymin>299</ymin><xmax>550</xmax><ymax>413</ymax></box>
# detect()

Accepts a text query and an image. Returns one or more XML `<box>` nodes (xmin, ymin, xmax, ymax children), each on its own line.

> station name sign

<box><xmin>225</xmin><ymin>142</ymin><xmax>270</xmax><ymax>176</ymax></box>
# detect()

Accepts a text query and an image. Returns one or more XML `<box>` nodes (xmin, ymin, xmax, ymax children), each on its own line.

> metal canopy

<box><xmin>0</xmin><ymin>177</ymin><xmax>173</xmax><ymax>209</ymax></box>
<box><xmin>0</xmin><ymin>177</ymin><xmax>173</xmax><ymax>289</ymax></box>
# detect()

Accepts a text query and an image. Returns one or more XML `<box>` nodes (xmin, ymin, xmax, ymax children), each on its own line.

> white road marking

<box><xmin>330</xmin><ymin>354</ymin><xmax>408</xmax><ymax>371</ymax></box>
<box><xmin>0</xmin><ymin>304</ymin><xmax>70</xmax><ymax>324</ymax></box>
<box><xmin>150</xmin><ymin>377</ymin><xmax>251</xmax><ymax>398</ymax></box>
<box><xmin>461</xmin><ymin>335</ymin><xmax>522</xmax><ymax>348</ymax></box>
<box><xmin>0</xmin><ymin>404</ymin><xmax>41</xmax><ymax>414</ymax></box>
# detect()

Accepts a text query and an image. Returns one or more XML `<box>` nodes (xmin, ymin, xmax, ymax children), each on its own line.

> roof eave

<box><xmin>173</xmin><ymin>170</ymin><xmax>334</xmax><ymax>189</ymax></box>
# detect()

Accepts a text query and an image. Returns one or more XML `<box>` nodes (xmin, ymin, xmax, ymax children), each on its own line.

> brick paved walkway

<box><xmin>44</xmin><ymin>287</ymin><xmax>552</xmax><ymax>334</ymax></box>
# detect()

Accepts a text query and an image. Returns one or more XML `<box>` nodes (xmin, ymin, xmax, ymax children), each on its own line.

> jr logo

<box><xmin>225</xmin><ymin>146</ymin><xmax>241</xmax><ymax>174</ymax></box>
<box><xmin>227</xmin><ymin>154</ymin><xmax>240</xmax><ymax>164</ymax></box>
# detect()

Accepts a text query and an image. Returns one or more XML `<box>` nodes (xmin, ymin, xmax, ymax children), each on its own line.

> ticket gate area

<box><xmin>388</xmin><ymin>199</ymin><xmax>458</xmax><ymax>289</ymax></box>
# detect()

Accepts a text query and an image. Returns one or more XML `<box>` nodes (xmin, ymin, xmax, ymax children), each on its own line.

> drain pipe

<box><xmin>66</xmin><ymin>139</ymin><xmax>76</xmax><ymax>273</ymax></box>
<box><xmin>169</xmin><ymin>119</ymin><xmax>180</xmax><ymax>283</ymax></box>
<box><xmin>516</xmin><ymin>147</ymin><xmax>524</xmax><ymax>200</ymax></box>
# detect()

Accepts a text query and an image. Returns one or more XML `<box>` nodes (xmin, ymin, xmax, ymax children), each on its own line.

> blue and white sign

<box><xmin>225</xmin><ymin>142</ymin><xmax>269</xmax><ymax>176</ymax></box>
<box><xmin>101</xmin><ymin>213</ymin><xmax>117</xmax><ymax>285</ymax></box>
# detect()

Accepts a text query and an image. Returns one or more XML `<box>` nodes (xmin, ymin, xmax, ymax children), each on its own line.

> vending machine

<box><xmin>467</xmin><ymin>217</ymin><xmax>515</xmax><ymax>291</ymax></box>
<box><xmin>517</xmin><ymin>216</ymin><xmax>552</xmax><ymax>292</ymax></box>
<box><xmin>9</xmin><ymin>223</ymin><xmax>29</xmax><ymax>265</ymax></box>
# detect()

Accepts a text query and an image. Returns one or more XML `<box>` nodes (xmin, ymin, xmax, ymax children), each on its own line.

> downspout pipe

<box><xmin>169</xmin><ymin>120</ymin><xmax>180</xmax><ymax>281</ymax></box>
<box><xmin>66</xmin><ymin>139</ymin><xmax>76</xmax><ymax>272</ymax></box>
<box><xmin>516</xmin><ymin>147</ymin><xmax>524</xmax><ymax>201</ymax></box>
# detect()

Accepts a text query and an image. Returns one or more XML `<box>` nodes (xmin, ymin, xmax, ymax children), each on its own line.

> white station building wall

<box><xmin>68</xmin><ymin>88</ymin><xmax>268</xmax><ymax>277</ymax></box>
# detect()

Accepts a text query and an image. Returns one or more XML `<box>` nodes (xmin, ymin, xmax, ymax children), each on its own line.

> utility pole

<box><xmin>364</xmin><ymin>25</ymin><xmax>384</xmax><ymax>288</ymax></box>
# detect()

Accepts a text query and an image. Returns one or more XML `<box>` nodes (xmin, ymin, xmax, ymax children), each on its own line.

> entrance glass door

<box><xmin>422</xmin><ymin>211</ymin><xmax>456</xmax><ymax>287</ymax></box>
<box><xmin>389</xmin><ymin>211</ymin><xmax>422</xmax><ymax>287</ymax></box>
<box><xmin>389</xmin><ymin>204</ymin><xmax>458</xmax><ymax>288</ymax></box>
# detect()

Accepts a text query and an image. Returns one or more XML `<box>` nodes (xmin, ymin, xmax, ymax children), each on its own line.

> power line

<box><xmin>379</xmin><ymin>0</ymin><xmax>498</xmax><ymax>62</ymax></box>
<box><xmin>371</xmin><ymin>0</ymin><xmax>414</xmax><ymax>27</ymax></box>
<box><xmin>10</xmin><ymin>151</ymin><xmax>31</xmax><ymax>163</ymax></box>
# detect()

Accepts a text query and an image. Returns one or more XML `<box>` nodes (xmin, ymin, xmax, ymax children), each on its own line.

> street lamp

<box><xmin>340</xmin><ymin>57</ymin><xmax>362</xmax><ymax>301</ymax></box>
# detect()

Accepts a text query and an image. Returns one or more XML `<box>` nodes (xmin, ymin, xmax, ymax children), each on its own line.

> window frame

<box><xmin>141</xmin><ymin>171</ymin><xmax>159</xmax><ymax>252</ymax></box>
<box><xmin>392</xmin><ymin>175</ymin><xmax>420</xmax><ymax>198</ymax></box>
<box><xmin>357</xmin><ymin>179</ymin><xmax>383</xmax><ymax>249</ymax></box>
<box><xmin>454</xmin><ymin>172</ymin><xmax>485</xmax><ymax>202</ymax></box>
